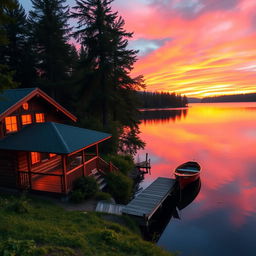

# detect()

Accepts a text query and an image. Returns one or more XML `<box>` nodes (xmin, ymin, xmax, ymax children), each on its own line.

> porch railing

<box><xmin>66</xmin><ymin>156</ymin><xmax>118</xmax><ymax>192</ymax></box>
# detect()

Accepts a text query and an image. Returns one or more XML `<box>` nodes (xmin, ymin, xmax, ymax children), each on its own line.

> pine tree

<box><xmin>0</xmin><ymin>0</ymin><xmax>17</xmax><ymax>90</ymax></box>
<box><xmin>72</xmin><ymin>0</ymin><xmax>145</xmax><ymax>154</ymax></box>
<box><xmin>0</xmin><ymin>0</ymin><xmax>37</xmax><ymax>88</ymax></box>
<box><xmin>28</xmin><ymin>0</ymin><xmax>72</xmax><ymax>98</ymax></box>
<box><xmin>72</xmin><ymin>0</ymin><xmax>144</xmax><ymax>126</ymax></box>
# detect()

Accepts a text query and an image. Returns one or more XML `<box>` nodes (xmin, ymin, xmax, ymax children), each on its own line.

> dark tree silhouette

<box><xmin>0</xmin><ymin>0</ymin><xmax>37</xmax><ymax>88</ymax></box>
<box><xmin>137</xmin><ymin>91</ymin><xmax>188</xmax><ymax>108</ymax></box>
<box><xmin>0</xmin><ymin>0</ymin><xmax>17</xmax><ymax>90</ymax></box>
<box><xmin>72</xmin><ymin>0</ymin><xmax>145</xmax><ymax>154</ymax></box>
<box><xmin>28</xmin><ymin>0</ymin><xmax>73</xmax><ymax>98</ymax></box>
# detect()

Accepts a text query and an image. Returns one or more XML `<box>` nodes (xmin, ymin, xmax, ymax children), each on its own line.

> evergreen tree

<box><xmin>0</xmin><ymin>0</ymin><xmax>17</xmax><ymax>90</ymax></box>
<box><xmin>72</xmin><ymin>0</ymin><xmax>145</xmax><ymax>154</ymax></box>
<box><xmin>28</xmin><ymin>0</ymin><xmax>73</xmax><ymax>98</ymax></box>
<box><xmin>0</xmin><ymin>0</ymin><xmax>37</xmax><ymax>88</ymax></box>
<box><xmin>72</xmin><ymin>0</ymin><xmax>144</xmax><ymax>126</ymax></box>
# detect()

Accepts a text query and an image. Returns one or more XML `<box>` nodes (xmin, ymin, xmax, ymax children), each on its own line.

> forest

<box><xmin>137</xmin><ymin>91</ymin><xmax>188</xmax><ymax>108</ymax></box>
<box><xmin>201</xmin><ymin>93</ymin><xmax>256</xmax><ymax>103</ymax></box>
<box><xmin>0</xmin><ymin>0</ymin><xmax>186</xmax><ymax>155</ymax></box>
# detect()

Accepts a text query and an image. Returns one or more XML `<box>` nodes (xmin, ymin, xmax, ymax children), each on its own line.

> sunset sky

<box><xmin>20</xmin><ymin>0</ymin><xmax>256</xmax><ymax>98</ymax></box>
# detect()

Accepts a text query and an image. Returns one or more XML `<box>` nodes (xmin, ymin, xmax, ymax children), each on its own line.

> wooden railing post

<box><xmin>82</xmin><ymin>150</ymin><xmax>86</xmax><ymax>176</ymax></box>
<box><xmin>26</xmin><ymin>152</ymin><xmax>32</xmax><ymax>190</ymax></box>
<box><xmin>62</xmin><ymin>155</ymin><xmax>68</xmax><ymax>194</ymax></box>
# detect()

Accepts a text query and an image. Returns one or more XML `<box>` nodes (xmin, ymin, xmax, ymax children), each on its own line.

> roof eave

<box><xmin>67</xmin><ymin>135</ymin><xmax>112</xmax><ymax>156</ymax></box>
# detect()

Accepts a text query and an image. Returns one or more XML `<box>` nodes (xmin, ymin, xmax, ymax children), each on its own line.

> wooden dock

<box><xmin>135</xmin><ymin>153</ymin><xmax>151</xmax><ymax>174</ymax></box>
<box><xmin>122</xmin><ymin>177</ymin><xmax>177</xmax><ymax>224</ymax></box>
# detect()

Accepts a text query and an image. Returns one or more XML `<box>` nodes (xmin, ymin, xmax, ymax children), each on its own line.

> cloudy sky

<box><xmin>20</xmin><ymin>0</ymin><xmax>256</xmax><ymax>98</ymax></box>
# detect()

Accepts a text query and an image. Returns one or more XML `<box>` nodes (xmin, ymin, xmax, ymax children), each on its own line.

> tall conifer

<box><xmin>0</xmin><ymin>0</ymin><xmax>37</xmax><ymax>88</ymax></box>
<box><xmin>28</xmin><ymin>0</ymin><xmax>72</xmax><ymax>97</ymax></box>
<box><xmin>0</xmin><ymin>0</ymin><xmax>17</xmax><ymax>89</ymax></box>
<box><xmin>72</xmin><ymin>0</ymin><xmax>145</xmax><ymax>154</ymax></box>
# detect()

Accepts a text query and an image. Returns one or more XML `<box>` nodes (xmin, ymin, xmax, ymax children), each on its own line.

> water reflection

<box><xmin>138</xmin><ymin>103</ymin><xmax>256</xmax><ymax>256</ymax></box>
<box><xmin>140</xmin><ymin>108</ymin><xmax>188</xmax><ymax>124</ymax></box>
<box><xmin>142</xmin><ymin>179</ymin><xmax>201</xmax><ymax>242</ymax></box>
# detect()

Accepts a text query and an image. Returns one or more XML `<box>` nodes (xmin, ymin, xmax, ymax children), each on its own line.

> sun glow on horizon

<box><xmin>113</xmin><ymin>0</ymin><xmax>256</xmax><ymax>98</ymax></box>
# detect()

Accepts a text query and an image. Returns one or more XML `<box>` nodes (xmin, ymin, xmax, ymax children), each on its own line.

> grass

<box><xmin>0</xmin><ymin>193</ymin><xmax>174</xmax><ymax>256</ymax></box>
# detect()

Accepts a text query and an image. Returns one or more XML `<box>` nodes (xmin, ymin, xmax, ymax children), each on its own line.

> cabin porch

<box><xmin>17</xmin><ymin>146</ymin><xmax>117</xmax><ymax>194</ymax></box>
<box><xmin>0</xmin><ymin>122</ymin><xmax>117</xmax><ymax>194</ymax></box>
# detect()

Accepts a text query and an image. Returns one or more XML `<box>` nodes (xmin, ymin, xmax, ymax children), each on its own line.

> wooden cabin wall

<box><xmin>0</xmin><ymin>150</ymin><xmax>17</xmax><ymax>188</ymax></box>
<box><xmin>31</xmin><ymin>155</ymin><xmax>62</xmax><ymax>174</ymax></box>
<box><xmin>17</xmin><ymin>151</ymin><xmax>28</xmax><ymax>172</ymax></box>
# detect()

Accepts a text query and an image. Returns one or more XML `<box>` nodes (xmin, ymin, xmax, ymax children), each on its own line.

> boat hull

<box><xmin>174</xmin><ymin>161</ymin><xmax>201</xmax><ymax>189</ymax></box>
<box><xmin>175</xmin><ymin>172</ymin><xmax>200</xmax><ymax>189</ymax></box>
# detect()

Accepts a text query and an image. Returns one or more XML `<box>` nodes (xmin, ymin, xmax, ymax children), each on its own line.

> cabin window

<box><xmin>49</xmin><ymin>153</ymin><xmax>56</xmax><ymax>158</ymax></box>
<box><xmin>35</xmin><ymin>113</ymin><xmax>45</xmax><ymax>123</ymax></box>
<box><xmin>5</xmin><ymin>116</ymin><xmax>18</xmax><ymax>133</ymax></box>
<box><xmin>21</xmin><ymin>114</ymin><xmax>32</xmax><ymax>125</ymax></box>
<box><xmin>22</xmin><ymin>102</ymin><xmax>29</xmax><ymax>110</ymax></box>
<box><xmin>31</xmin><ymin>152</ymin><xmax>40</xmax><ymax>164</ymax></box>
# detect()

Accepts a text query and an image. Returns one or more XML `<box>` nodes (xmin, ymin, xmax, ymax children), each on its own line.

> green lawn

<box><xmin>0</xmin><ymin>193</ymin><xmax>174</xmax><ymax>256</ymax></box>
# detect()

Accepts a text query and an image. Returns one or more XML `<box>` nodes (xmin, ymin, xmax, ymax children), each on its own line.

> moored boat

<box><xmin>174</xmin><ymin>161</ymin><xmax>201</xmax><ymax>189</ymax></box>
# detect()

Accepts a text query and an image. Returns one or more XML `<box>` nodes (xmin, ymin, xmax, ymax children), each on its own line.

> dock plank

<box><xmin>122</xmin><ymin>177</ymin><xmax>176</xmax><ymax>219</ymax></box>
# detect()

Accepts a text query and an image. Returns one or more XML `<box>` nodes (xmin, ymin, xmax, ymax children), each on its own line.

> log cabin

<box><xmin>0</xmin><ymin>88</ymin><xmax>118</xmax><ymax>194</ymax></box>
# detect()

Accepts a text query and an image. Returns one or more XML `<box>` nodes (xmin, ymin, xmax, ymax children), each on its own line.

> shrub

<box><xmin>106</xmin><ymin>172</ymin><xmax>133</xmax><ymax>204</ymax></box>
<box><xmin>70</xmin><ymin>190</ymin><xmax>85</xmax><ymax>203</ymax></box>
<box><xmin>71</xmin><ymin>176</ymin><xmax>98</xmax><ymax>203</ymax></box>
<box><xmin>105</xmin><ymin>154</ymin><xmax>134</xmax><ymax>175</ymax></box>
<box><xmin>0</xmin><ymin>239</ymin><xmax>37</xmax><ymax>256</ymax></box>
<box><xmin>94</xmin><ymin>191</ymin><xmax>112</xmax><ymax>202</ymax></box>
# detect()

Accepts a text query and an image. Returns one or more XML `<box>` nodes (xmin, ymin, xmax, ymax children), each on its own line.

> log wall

<box><xmin>0</xmin><ymin>150</ymin><xmax>17</xmax><ymax>188</ymax></box>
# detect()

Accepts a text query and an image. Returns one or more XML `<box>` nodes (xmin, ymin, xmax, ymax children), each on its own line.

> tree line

<box><xmin>201</xmin><ymin>93</ymin><xmax>256</xmax><ymax>103</ymax></box>
<box><xmin>137</xmin><ymin>91</ymin><xmax>188</xmax><ymax>108</ymax></box>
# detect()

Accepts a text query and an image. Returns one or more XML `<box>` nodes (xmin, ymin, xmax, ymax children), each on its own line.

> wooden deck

<box><xmin>135</xmin><ymin>153</ymin><xmax>151</xmax><ymax>174</ymax></box>
<box><xmin>122</xmin><ymin>177</ymin><xmax>176</xmax><ymax>222</ymax></box>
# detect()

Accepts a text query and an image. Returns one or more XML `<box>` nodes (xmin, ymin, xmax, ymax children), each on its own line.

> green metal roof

<box><xmin>0</xmin><ymin>122</ymin><xmax>111</xmax><ymax>154</ymax></box>
<box><xmin>0</xmin><ymin>88</ymin><xmax>36</xmax><ymax>115</ymax></box>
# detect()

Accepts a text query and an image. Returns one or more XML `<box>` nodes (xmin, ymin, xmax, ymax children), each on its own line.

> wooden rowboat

<box><xmin>174</xmin><ymin>161</ymin><xmax>201</xmax><ymax>189</ymax></box>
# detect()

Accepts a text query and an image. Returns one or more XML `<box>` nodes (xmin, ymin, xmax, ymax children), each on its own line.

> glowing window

<box><xmin>31</xmin><ymin>152</ymin><xmax>40</xmax><ymax>164</ymax></box>
<box><xmin>22</xmin><ymin>103</ymin><xmax>29</xmax><ymax>110</ymax></box>
<box><xmin>35</xmin><ymin>113</ymin><xmax>45</xmax><ymax>123</ymax></box>
<box><xmin>49</xmin><ymin>153</ymin><xmax>56</xmax><ymax>158</ymax></box>
<box><xmin>21</xmin><ymin>114</ymin><xmax>32</xmax><ymax>125</ymax></box>
<box><xmin>5</xmin><ymin>116</ymin><xmax>18</xmax><ymax>133</ymax></box>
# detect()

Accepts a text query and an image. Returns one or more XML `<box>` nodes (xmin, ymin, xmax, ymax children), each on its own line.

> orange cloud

<box><xmin>114</xmin><ymin>0</ymin><xmax>256</xmax><ymax>97</ymax></box>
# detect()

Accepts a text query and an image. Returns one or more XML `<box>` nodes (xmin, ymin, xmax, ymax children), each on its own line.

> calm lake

<box><xmin>138</xmin><ymin>102</ymin><xmax>256</xmax><ymax>256</ymax></box>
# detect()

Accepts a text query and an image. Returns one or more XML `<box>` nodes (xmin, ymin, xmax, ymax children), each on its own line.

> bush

<box><xmin>70</xmin><ymin>190</ymin><xmax>85</xmax><ymax>203</ymax></box>
<box><xmin>95</xmin><ymin>192</ymin><xmax>112</xmax><ymax>202</ymax></box>
<box><xmin>0</xmin><ymin>239</ymin><xmax>37</xmax><ymax>256</ymax></box>
<box><xmin>105</xmin><ymin>154</ymin><xmax>134</xmax><ymax>175</ymax></box>
<box><xmin>70</xmin><ymin>176</ymin><xmax>99</xmax><ymax>203</ymax></box>
<box><xmin>106</xmin><ymin>172</ymin><xmax>133</xmax><ymax>204</ymax></box>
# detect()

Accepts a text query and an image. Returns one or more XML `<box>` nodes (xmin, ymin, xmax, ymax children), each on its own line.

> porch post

<box><xmin>96</xmin><ymin>144</ymin><xmax>99</xmax><ymax>156</ymax></box>
<box><xmin>96</xmin><ymin>144</ymin><xmax>99</xmax><ymax>170</ymax></box>
<box><xmin>82</xmin><ymin>150</ymin><xmax>86</xmax><ymax>176</ymax></box>
<box><xmin>62</xmin><ymin>155</ymin><xmax>68</xmax><ymax>194</ymax></box>
<box><xmin>26</xmin><ymin>152</ymin><xmax>32</xmax><ymax>189</ymax></box>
